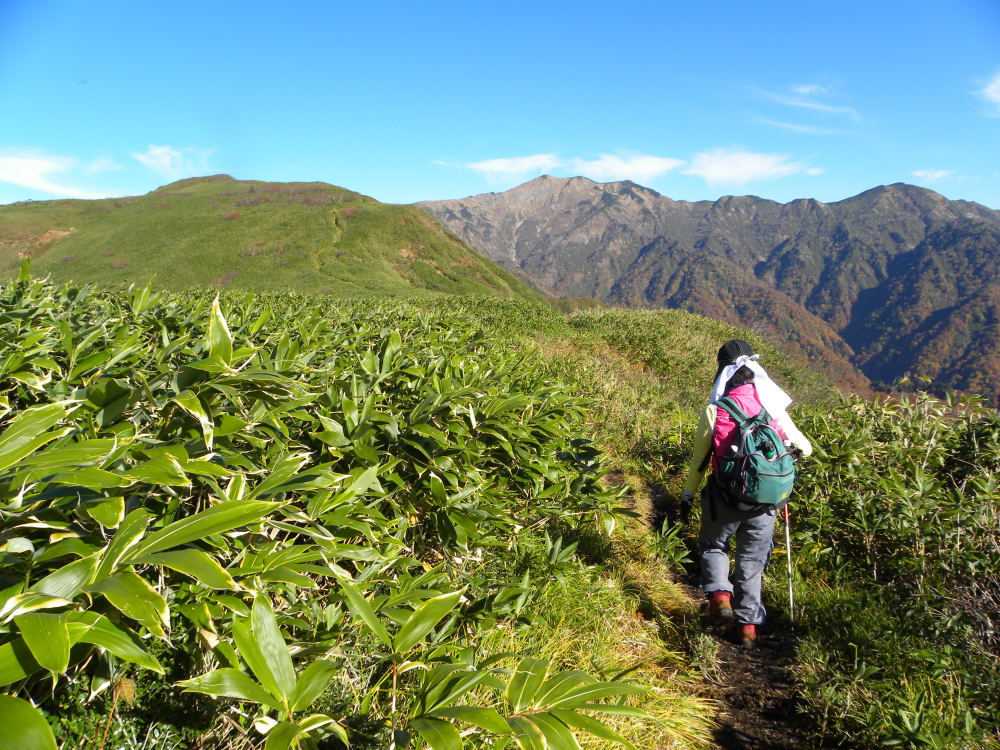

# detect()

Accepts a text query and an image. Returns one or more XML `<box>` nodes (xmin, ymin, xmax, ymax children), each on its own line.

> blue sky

<box><xmin>1</xmin><ymin>1</ymin><xmax>998</xmax><ymax>207</ymax></box>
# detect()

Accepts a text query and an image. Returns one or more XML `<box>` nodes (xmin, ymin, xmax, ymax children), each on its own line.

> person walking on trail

<box><xmin>679</xmin><ymin>339</ymin><xmax>812</xmax><ymax>648</ymax></box>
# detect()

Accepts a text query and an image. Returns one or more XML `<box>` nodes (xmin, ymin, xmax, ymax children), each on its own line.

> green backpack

<box><xmin>714</xmin><ymin>397</ymin><xmax>796</xmax><ymax>509</ymax></box>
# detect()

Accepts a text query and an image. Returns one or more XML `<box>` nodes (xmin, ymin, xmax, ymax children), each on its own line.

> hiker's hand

<box><xmin>680</xmin><ymin>491</ymin><xmax>695</xmax><ymax>523</ymax></box>
<box><xmin>785</xmin><ymin>440</ymin><xmax>804</xmax><ymax>460</ymax></box>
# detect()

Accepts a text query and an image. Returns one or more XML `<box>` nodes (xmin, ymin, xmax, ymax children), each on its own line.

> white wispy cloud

<box><xmin>132</xmin><ymin>145</ymin><xmax>213</xmax><ymax>180</ymax></box>
<box><xmin>568</xmin><ymin>153</ymin><xmax>684</xmax><ymax>182</ymax></box>
<box><xmin>976</xmin><ymin>71</ymin><xmax>1000</xmax><ymax>116</ymax></box>
<box><xmin>86</xmin><ymin>156</ymin><xmax>123</xmax><ymax>172</ymax></box>
<box><xmin>0</xmin><ymin>151</ymin><xmax>110</xmax><ymax>199</ymax></box>
<box><xmin>756</xmin><ymin>117</ymin><xmax>853</xmax><ymax>136</ymax></box>
<box><xmin>455</xmin><ymin>151</ymin><xmax>683</xmax><ymax>184</ymax></box>
<box><xmin>464</xmin><ymin>153</ymin><xmax>563</xmax><ymax>180</ymax></box>
<box><xmin>760</xmin><ymin>90</ymin><xmax>860</xmax><ymax>121</ymax></box>
<box><xmin>791</xmin><ymin>83</ymin><xmax>830</xmax><ymax>96</ymax></box>
<box><xmin>682</xmin><ymin>148</ymin><xmax>817</xmax><ymax>186</ymax></box>
<box><xmin>913</xmin><ymin>169</ymin><xmax>956</xmax><ymax>184</ymax></box>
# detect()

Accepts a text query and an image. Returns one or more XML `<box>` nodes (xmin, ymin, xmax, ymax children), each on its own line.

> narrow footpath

<box><xmin>649</xmin><ymin>489</ymin><xmax>831</xmax><ymax>750</ymax></box>
<box><xmin>690</xmin><ymin>584</ymin><xmax>824</xmax><ymax>750</ymax></box>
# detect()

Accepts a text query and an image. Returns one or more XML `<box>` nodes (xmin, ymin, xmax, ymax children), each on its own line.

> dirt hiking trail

<box><xmin>648</xmin><ymin>488</ymin><xmax>843</xmax><ymax>750</ymax></box>
<box><xmin>691</xmin><ymin>585</ymin><xmax>835</xmax><ymax>750</ymax></box>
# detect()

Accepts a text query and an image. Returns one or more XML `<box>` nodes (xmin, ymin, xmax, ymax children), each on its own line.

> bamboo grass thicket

<box><xmin>0</xmin><ymin>271</ymin><xmax>670</xmax><ymax>749</ymax></box>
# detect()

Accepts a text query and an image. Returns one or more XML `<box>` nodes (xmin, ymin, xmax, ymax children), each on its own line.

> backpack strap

<box><xmin>716</xmin><ymin>397</ymin><xmax>749</xmax><ymax>425</ymax></box>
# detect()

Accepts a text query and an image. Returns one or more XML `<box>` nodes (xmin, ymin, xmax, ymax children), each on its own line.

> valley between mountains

<box><xmin>420</xmin><ymin>175</ymin><xmax>1000</xmax><ymax>404</ymax></box>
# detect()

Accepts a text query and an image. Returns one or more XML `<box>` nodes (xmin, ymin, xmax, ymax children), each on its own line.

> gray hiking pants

<box><xmin>698</xmin><ymin>486</ymin><xmax>777</xmax><ymax>625</ymax></box>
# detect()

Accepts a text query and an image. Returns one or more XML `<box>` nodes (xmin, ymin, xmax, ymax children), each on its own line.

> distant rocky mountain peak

<box><xmin>420</xmin><ymin>178</ymin><xmax>1000</xmax><ymax>402</ymax></box>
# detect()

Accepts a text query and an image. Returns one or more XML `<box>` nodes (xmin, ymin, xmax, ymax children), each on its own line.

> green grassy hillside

<box><xmin>0</xmin><ymin>175</ymin><xmax>543</xmax><ymax>300</ymax></box>
<box><xmin>2</xmin><ymin>267</ymin><xmax>995</xmax><ymax>748</ymax></box>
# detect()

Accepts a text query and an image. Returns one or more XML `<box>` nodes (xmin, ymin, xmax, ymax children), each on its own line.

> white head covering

<box><xmin>711</xmin><ymin>354</ymin><xmax>792</xmax><ymax>417</ymax></box>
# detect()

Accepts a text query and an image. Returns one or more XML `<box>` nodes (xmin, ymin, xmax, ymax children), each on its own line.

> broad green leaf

<box><xmin>0</xmin><ymin>401</ymin><xmax>77</xmax><ymax>472</ymax></box>
<box><xmin>549</xmin><ymin>709</ymin><xmax>637</xmax><ymax>749</ymax></box>
<box><xmin>506</xmin><ymin>716</ymin><xmax>546</xmax><ymax>750</ymax></box>
<box><xmin>14</xmin><ymin>612</ymin><xmax>70</xmax><ymax>675</ymax></box>
<box><xmin>137</xmin><ymin>548</ymin><xmax>238</xmax><ymax>589</ymax></box>
<box><xmin>291</xmin><ymin>660</ymin><xmax>338</xmax><ymax>712</ymax></box>
<box><xmin>233</xmin><ymin>617</ymin><xmax>286</xmax><ymax>709</ymax></box>
<box><xmin>84</xmin><ymin>379</ymin><xmax>132</xmax><ymax>411</ymax></box>
<box><xmin>66</xmin><ymin>611</ymin><xmax>164</xmax><ymax>673</ymax></box>
<box><xmin>310</xmin><ymin>417</ymin><xmax>350</xmax><ymax>448</ymax></box>
<box><xmin>30</xmin><ymin>552</ymin><xmax>100</xmax><ymax>600</ymax></box>
<box><xmin>127</xmin><ymin>499</ymin><xmax>282</xmax><ymax>559</ymax></box>
<box><xmin>129</xmin><ymin>285</ymin><xmax>154</xmax><ymax>314</ymax></box>
<box><xmin>19</xmin><ymin>438</ymin><xmax>116</xmax><ymax>471</ymax></box>
<box><xmin>545</xmin><ymin>680</ymin><xmax>644</xmax><ymax>708</ymax></box>
<box><xmin>176</xmin><ymin>600</ymin><xmax>214</xmax><ymax>631</ymax></box>
<box><xmin>85</xmin><ymin>495</ymin><xmax>125</xmax><ymax>528</ymax></box>
<box><xmin>410</xmin><ymin>718</ymin><xmax>463</xmax><ymax>750</ymax></box>
<box><xmin>332</xmin><ymin>570</ymin><xmax>391</xmax><ymax>648</ymax></box>
<box><xmin>0</xmin><ymin>593</ymin><xmax>71</xmax><ymax>623</ymax></box>
<box><xmin>0</xmin><ymin>537</ymin><xmax>33</xmax><ymax>554</ymax></box>
<box><xmin>0</xmin><ymin>638</ymin><xmax>41</xmax><ymax>686</ymax></box>
<box><xmin>393</xmin><ymin>590</ymin><xmax>463</xmax><ymax>654</ymax></box>
<box><xmin>420</xmin><ymin>665</ymin><xmax>494</xmax><ymax>714</ymax></box>
<box><xmin>429</xmin><ymin>475</ymin><xmax>447</xmax><ymax>504</ymax></box>
<box><xmin>259</xmin><ymin>566</ymin><xmax>316</xmax><ymax>587</ymax></box>
<box><xmin>299</xmin><ymin>713</ymin><xmax>347</xmax><ymax>744</ymax></box>
<box><xmin>533</xmin><ymin>670</ymin><xmax>595</xmax><ymax>707</ymax></box>
<box><xmin>177</xmin><ymin>668</ymin><xmax>281</xmax><ymax>709</ymax></box>
<box><xmin>250</xmin><ymin>596</ymin><xmax>296</xmax><ymax>706</ymax></box>
<box><xmin>0</xmin><ymin>695</ymin><xmax>57</xmax><ymax>750</ymax></box>
<box><xmin>215</xmin><ymin>414</ymin><xmax>250</xmax><ymax>437</ymax></box>
<box><xmin>307</xmin><ymin>465</ymin><xmax>379</xmax><ymax>517</ymax></box>
<box><xmin>505</xmin><ymin>658</ymin><xmax>549</xmax><ymax>713</ymax></box>
<box><xmin>246</xmin><ymin>452</ymin><xmax>311</xmax><ymax>500</ymax></box>
<box><xmin>96</xmin><ymin>509</ymin><xmax>151</xmax><ymax>580</ymax></box>
<box><xmin>184</xmin><ymin>460</ymin><xmax>235</xmax><ymax>478</ymax></box>
<box><xmin>429</xmin><ymin>706</ymin><xmax>510</xmax><ymax>735</ymax></box>
<box><xmin>54</xmin><ymin>467</ymin><xmax>131</xmax><ymax>489</ymax></box>
<box><xmin>174</xmin><ymin>390</ymin><xmax>214</xmax><ymax>450</ymax></box>
<box><xmin>90</xmin><ymin>571</ymin><xmax>169</xmax><ymax>637</ymax></box>
<box><xmin>263</xmin><ymin>722</ymin><xmax>303</xmax><ymax>750</ymax></box>
<box><xmin>34</xmin><ymin>538</ymin><xmax>98</xmax><ymax>563</ymax></box>
<box><xmin>527</xmin><ymin>713</ymin><xmax>582</xmax><ymax>750</ymax></box>
<box><xmin>208</xmin><ymin>296</ymin><xmax>234</xmax><ymax>366</ymax></box>
<box><xmin>129</xmin><ymin>453</ymin><xmax>190</xmax><ymax>486</ymax></box>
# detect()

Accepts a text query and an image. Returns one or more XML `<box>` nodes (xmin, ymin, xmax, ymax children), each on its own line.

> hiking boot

<box><xmin>706</xmin><ymin>591</ymin><xmax>734</xmax><ymax>623</ymax></box>
<box><xmin>738</xmin><ymin>623</ymin><xmax>757</xmax><ymax>649</ymax></box>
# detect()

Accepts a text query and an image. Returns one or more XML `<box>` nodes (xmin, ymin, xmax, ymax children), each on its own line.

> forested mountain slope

<box><xmin>420</xmin><ymin>177</ymin><xmax>1000</xmax><ymax>401</ymax></box>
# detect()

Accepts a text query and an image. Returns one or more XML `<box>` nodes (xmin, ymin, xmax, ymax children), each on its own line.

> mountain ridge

<box><xmin>419</xmin><ymin>177</ymin><xmax>1000</xmax><ymax>402</ymax></box>
<box><xmin>0</xmin><ymin>175</ymin><xmax>544</xmax><ymax>302</ymax></box>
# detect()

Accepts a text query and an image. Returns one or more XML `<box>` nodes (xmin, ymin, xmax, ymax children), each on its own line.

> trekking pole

<box><xmin>783</xmin><ymin>503</ymin><xmax>795</xmax><ymax>623</ymax></box>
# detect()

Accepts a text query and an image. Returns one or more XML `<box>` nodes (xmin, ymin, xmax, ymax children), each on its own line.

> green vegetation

<box><xmin>0</xmin><ymin>271</ymin><xmax>717</xmax><ymax>749</ymax></box>
<box><xmin>787</xmin><ymin>395</ymin><xmax>1000</xmax><ymax>748</ymax></box>
<box><xmin>570</xmin><ymin>310</ymin><xmax>1000</xmax><ymax>748</ymax></box>
<box><xmin>1</xmin><ymin>263</ymin><xmax>996</xmax><ymax>749</ymax></box>
<box><xmin>0</xmin><ymin>176</ymin><xmax>543</xmax><ymax>301</ymax></box>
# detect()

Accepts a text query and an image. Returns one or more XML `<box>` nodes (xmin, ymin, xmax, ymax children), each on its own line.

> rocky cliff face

<box><xmin>420</xmin><ymin>177</ymin><xmax>1000</xmax><ymax>401</ymax></box>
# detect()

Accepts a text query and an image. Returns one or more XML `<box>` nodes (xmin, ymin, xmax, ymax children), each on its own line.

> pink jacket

<box><xmin>711</xmin><ymin>384</ymin><xmax>789</xmax><ymax>472</ymax></box>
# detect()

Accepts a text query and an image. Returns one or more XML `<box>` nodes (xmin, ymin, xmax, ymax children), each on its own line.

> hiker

<box><xmin>679</xmin><ymin>339</ymin><xmax>812</xmax><ymax>648</ymax></box>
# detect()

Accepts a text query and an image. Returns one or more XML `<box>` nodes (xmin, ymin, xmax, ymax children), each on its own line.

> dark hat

<box><xmin>717</xmin><ymin>339</ymin><xmax>755</xmax><ymax>367</ymax></box>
